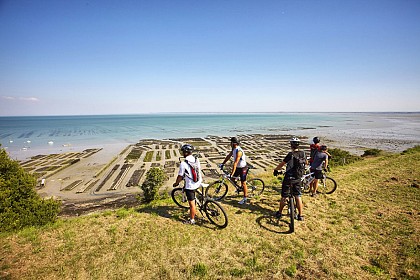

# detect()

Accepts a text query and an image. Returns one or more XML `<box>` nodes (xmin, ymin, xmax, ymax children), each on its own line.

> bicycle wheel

<box><xmin>204</xmin><ymin>200</ymin><xmax>228</xmax><ymax>228</ymax></box>
<box><xmin>288</xmin><ymin>197</ymin><xmax>295</xmax><ymax>233</ymax></box>
<box><xmin>171</xmin><ymin>188</ymin><xmax>189</xmax><ymax>209</ymax></box>
<box><xmin>302</xmin><ymin>178</ymin><xmax>312</xmax><ymax>194</ymax></box>
<box><xmin>318</xmin><ymin>177</ymin><xmax>337</xmax><ymax>194</ymax></box>
<box><xmin>247</xmin><ymin>178</ymin><xmax>265</xmax><ymax>197</ymax></box>
<box><xmin>205</xmin><ymin>180</ymin><xmax>228</xmax><ymax>201</ymax></box>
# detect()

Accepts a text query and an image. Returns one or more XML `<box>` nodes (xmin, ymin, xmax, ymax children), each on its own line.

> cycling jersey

<box><xmin>232</xmin><ymin>146</ymin><xmax>247</xmax><ymax>168</ymax></box>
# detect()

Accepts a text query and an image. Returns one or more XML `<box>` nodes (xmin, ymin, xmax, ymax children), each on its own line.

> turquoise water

<box><xmin>1</xmin><ymin>113</ymin><xmax>418</xmax><ymax>159</ymax></box>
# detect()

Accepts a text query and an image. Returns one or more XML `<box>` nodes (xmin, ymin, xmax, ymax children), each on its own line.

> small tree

<box><xmin>362</xmin><ymin>149</ymin><xmax>382</xmax><ymax>157</ymax></box>
<box><xmin>140</xmin><ymin>168</ymin><xmax>166</xmax><ymax>202</ymax></box>
<box><xmin>0</xmin><ymin>146</ymin><xmax>61</xmax><ymax>232</ymax></box>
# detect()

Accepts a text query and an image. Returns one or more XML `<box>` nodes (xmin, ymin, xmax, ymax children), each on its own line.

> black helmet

<box><xmin>313</xmin><ymin>137</ymin><xmax>320</xmax><ymax>144</ymax></box>
<box><xmin>289</xmin><ymin>137</ymin><xmax>301</xmax><ymax>147</ymax></box>
<box><xmin>180</xmin><ymin>144</ymin><xmax>194</xmax><ymax>153</ymax></box>
<box><xmin>321</xmin><ymin>145</ymin><xmax>328</xmax><ymax>151</ymax></box>
<box><xmin>230</xmin><ymin>137</ymin><xmax>240</xmax><ymax>144</ymax></box>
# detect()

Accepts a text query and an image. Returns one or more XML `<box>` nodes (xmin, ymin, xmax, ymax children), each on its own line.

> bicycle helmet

<box><xmin>180</xmin><ymin>144</ymin><xmax>194</xmax><ymax>153</ymax></box>
<box><xmin>230</xmin><ymin>137</ymin><xmax>240</xmax><ymax>144</ymax></box>
<box><xmin>289</xmin><ymin>137</ymin><xmax>301</xmax><ymax>148</ymax></box>
<box><xmin>313</xmin><ymin>137</ymin><xmax>320</xmax><ymax>144</ymax></box>
<box><xmin>320</xmin><ymin>145</ymin><xmax>328</xmax><ymax>151</ymax></box>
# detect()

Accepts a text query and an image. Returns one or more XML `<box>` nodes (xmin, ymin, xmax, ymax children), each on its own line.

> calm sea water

<box><xmin>1</xmin><ymin>113</ymin><xmax>419</xmax><ymax>159</ymax></box>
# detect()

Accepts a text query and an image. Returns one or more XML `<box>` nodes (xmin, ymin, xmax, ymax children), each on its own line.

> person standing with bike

<box><xmin>309</xmin><ymin>145</ymin><xmax>329</xmax><ymax>197</ymax></box>
<box><xmin>173</xmin><ymin>144</ymin><xmax>202</xmax><ymax>225</ymax></box>
<box><xmin>310</xmin><ymin>137</ymin><xmax>321</xmax><ymax>164</ymax></box>
<box><xmin>273</xmin><ymin>137</ymin><xmax>307</xmax><ymax>221</ymax></box>
<box><xmin>220</xmin><ymin>137</ymin><xmax>249</xmax><ymax>204</ymax></box>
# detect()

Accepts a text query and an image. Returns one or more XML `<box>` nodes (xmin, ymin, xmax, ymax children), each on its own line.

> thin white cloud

<box><xmin>1</xmin><ymin>96</ymin><xmax>40</xmax><ymax>102</ymax></box>
<box><xmin>2</xmin><ymin>96</ymin><xmax>16</xmax><ymax>100</ymax></box>
<box><xmin>19</xmin><ymin>97</ymin><xmax>40</xmax><ymax>102</ymax></box>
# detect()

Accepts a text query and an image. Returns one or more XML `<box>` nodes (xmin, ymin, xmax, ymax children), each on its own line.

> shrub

<box><xmin>362</xmin><ymin>149</ymin><xmax>382</xmax><ymax>157</ymax></box>
<box><xmin>401</xmin><ymin>145</ymin><xmax>420</xmax><ymax>155</ymax></box>
<box><xmin>328</xmin><ymin>148</ymin><xmax>361</xmax><ymax>167</ymax></box>
<box><xmin>140</xmin><ymin>168</ymin><xmax>166</xmax><ymax>202</ymax></box>
<box><xmin>0</xmin><ymin>146</ymin><xmax>61</xmax><ymax>232</ymax></box>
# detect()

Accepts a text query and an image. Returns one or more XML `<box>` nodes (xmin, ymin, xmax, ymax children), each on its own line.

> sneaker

<box><xmin>183</xmin><ymin>219</ymin><xmax>195</xmax><ymax>225</ymax></box>
<box><xmin>275</xmin><ymin>211</ymin><xmax>282</xmax><ymax>219</ymax></box>
<box><xmin>238</xmin><ymin>197</ymin><xmax>247</xmax><ymax>205</ymax></box>
<box><xmin>297</xmin><ymin>215</ymin><xmax>304</xmax><ymax>221</ymax></box>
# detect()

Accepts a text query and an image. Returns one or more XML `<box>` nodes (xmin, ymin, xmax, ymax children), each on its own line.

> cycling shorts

<box><xmin>233</xmin><ymin>166</ymin><xmax>248</xmax><ymax>182</ymax></box>
<box><xmin>281</xmin><ymin>179</ymin><xmax>302</xmax><ymax>197</ymax></box>
<box><xmin>310</xmin><ymin>169</ymin><xmax>324</xmax><ymax>179</ymax></box>
<box><xmin>185</xmin><ymin>189</ymin><xmax>196</xmax><ymax>201</ymax></box>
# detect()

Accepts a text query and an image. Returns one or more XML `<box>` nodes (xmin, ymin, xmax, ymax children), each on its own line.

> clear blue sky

<box><xmin>1</xmin><ymin>0</ymin><xmax>419</xmax><ymax>116</ymax></box>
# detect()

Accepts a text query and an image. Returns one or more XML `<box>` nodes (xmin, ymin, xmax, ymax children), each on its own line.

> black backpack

<box><xmin>286</xmin><ymin>151</ymin><xmax>306</xmax><ymax>180</ymax></box>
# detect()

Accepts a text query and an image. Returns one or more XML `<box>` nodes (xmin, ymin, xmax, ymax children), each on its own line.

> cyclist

<box><xmin>273</xmin><ymin>137</ymin><xmax>306</xmax><ymax>221</ymax></box>
<box><xmin>309</xmin><ymin>137</ymin><xmax>321</xmax><ymax>164</ymax></box>
<box><xmin>173</xmin><ymin>144</ymin><xmax>202</xmax><ymax>225</ymax></box>
<box><xmin>309</xmin><ymin>145</ymin><xmax>329</xmax><ymax>197</ymax></box>
<box><xmin>220</xmin><ymin>137</ymin><xmax>248</xmax><ymax>204</ymax></box>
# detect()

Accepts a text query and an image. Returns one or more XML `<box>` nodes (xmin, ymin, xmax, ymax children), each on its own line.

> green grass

<box><xmin>165</xmin><ymin>150</ymin><xmax>171</xmax><ymax>160</ymax></box>
<box><xmin>143</xmin><ymin>151</ymin><xmax>154</xmax><ymax>162</ymax></box>
<box><xmin>1</xmin><ymin>148</ymin><xmax>419</xmax><ymax>279</ymax></box>
<box><xmin>156</xmin><ymin>151</ymin><xmax>162</xmax><ymax>161</ymax></box>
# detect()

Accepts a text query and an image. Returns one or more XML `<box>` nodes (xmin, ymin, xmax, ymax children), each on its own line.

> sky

<box><xmin>1</xmin><ymin>0</ymin><xmax>420</xmax><ymax>116</ymax></box>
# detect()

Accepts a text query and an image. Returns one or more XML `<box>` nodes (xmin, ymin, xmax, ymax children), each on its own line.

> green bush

<box><xmin>362</xmin><ymin>149</ymin><xmax>382</xmax><ymax>157</ymax></box>
<box><xmin>0</xmin><ymin>146</ymin><xmax>61</xmax><ymax>232</ymax></box>
<box><xmin>328</xmin><ymin>148</ymin><xmax>361</xmax><ymax>167</ymax></box>
<box><xmin>402</xmin><ymin>145</ymin><xmax>420</xmax><ymax>155</ymax></box>
<box><xmin>140</xmin><ymin>168</ymin><xmax>166</xmax><ymax>202</ymax></box>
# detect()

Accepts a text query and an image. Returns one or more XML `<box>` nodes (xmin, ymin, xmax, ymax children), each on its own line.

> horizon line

<box><xmin>1</xmin><ymin>111</ymin><xmax>419</xmax><ymax>118</ymax></box>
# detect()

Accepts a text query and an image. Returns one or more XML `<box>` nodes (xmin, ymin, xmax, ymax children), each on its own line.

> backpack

<box><xmin>310</xmin><ymin>144</ymin><xmax>320</xmax><ymax>163</ymax></box>
<box><xmin>185</xmin><ymin>157</ymin><xmax>200</xmax><ymax>183</ymax></box>
<box><xmin>286</xmin><ymin>151</ymin><xmax>306</xmax><ymax>180</ymax></box>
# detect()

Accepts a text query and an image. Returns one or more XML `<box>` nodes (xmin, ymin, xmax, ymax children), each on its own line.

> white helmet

<box><xmin>290</xmin><ymin>137</ymin><xmax>301</xmax><ymax>147</ymax></box>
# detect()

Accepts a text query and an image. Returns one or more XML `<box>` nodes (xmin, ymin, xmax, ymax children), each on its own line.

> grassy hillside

<box><xmin>1</xmin><ymin>148</ymin><xmax>419</xmax><ymax>279</ymax></box>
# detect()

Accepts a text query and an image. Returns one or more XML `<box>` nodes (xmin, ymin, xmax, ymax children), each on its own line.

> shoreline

<box><xmin>21</xmin><ymin>131</ymin><xmax>418</xmax><ymax>217</ymax></box>
<box><xmin>2</xmin><ymin>112</ymin><xmax>419</xmax><ymax>161</ymax></box>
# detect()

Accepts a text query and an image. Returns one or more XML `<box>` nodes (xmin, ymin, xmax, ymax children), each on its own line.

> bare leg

<box><xmin>313</xmin><ymin>179</ymin><xmax>319</xmax><ymax>194</ymax></box>
<box><xmin>242</xmin><ymin>181</ymin><xmax>248</xmax><ymax>198</ymax></box>
<box><xmin>278</xmin><ymin>197</ymin><xmax>287</xmax><ymax>212</ymax></box>
<box><xmin>295</xmin><ymin>196</ymin><xmax>303</xmax><ymax>216</ymax></box>
<box><xmin>309</xmin><ymin>180</ymin><xmax>315</xmax><ymax>194</ymax></box>
<box><xmin>188</xmin><ymin>200</ymin><xmax>196</xmax><ymax>220</ymax></box>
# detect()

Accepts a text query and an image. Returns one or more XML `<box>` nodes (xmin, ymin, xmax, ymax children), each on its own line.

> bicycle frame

<box><xmin>218</xmin><ymin>167</ymin><xmax>247</xmax><ymax>191</ymax></box>
<box><xmin>300</xmin><ymin>167</ymin><xmax>337</xmax><ymax>194</ymax></box>
<box><xmin>171</xmin><ymin>184</ymin><xmax>229</xmax><ymax>228</ymax></box>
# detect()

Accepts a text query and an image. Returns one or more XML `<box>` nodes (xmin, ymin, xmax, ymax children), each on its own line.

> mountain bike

<box><xmin>301</xmin><ymin>168</ymin><xmax>337</xmax><ymax>194</ymax></box>
<box><xmin>171</xmin><ymin>184</ymin><xmax>228</xmax><ymax>228</ymax></box>
<box><xmin>204</xmin><ymin>166</ymin><xmax>265</xmax><ymax>201</ymax></box>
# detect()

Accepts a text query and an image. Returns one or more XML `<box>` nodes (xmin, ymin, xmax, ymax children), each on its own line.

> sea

<box><xmin>1</xmin><ymin>113</ymin><xmax>419</xmax><ymax>160</ymax></box>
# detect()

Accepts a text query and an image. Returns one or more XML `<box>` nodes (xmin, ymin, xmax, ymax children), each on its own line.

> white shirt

<box><xmin>178</xmin><ymin>155</ymin><xmax>202</xmax><ymax>190</ymax></box>
<box><xmin>233</xmin><ymin>146</ymin><xmax>247</xmax><ymax>168</ymax></box>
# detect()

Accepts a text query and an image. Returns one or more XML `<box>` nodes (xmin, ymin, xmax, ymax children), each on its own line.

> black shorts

<box><xmin>310</xmin><ymin>169</ymin><xmax>324</xmax><ymax>179</ymax></box>
<box><xmin>185</xmin><ymin>189</ymin><xmax>196</xmax><ymax>201</ymax></box>
<box><xmin>233</xmin><ymin>166</ymin><xmax>248</xmax><ymax>182</ymax></box>
<box><xmin>281</xmin><ymin>179</ymin><xmax>302</xmax><ymax>197</ymax></box>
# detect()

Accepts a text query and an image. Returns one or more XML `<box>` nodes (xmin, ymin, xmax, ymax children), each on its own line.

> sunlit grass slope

<box><xmin>1</xmin><ymin>147</ymin><xmax>419</xmax><ymax>279</ymax></box>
